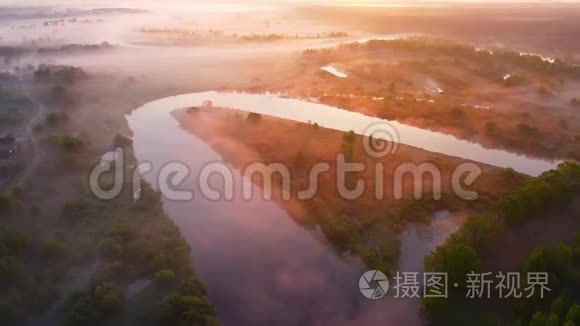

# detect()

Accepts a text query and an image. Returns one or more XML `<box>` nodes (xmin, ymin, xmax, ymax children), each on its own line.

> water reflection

<box><xmin>127</xmin><ymin>102</ymin><xmax>417</xmax><ymax>325</ymax></box>
<box><xmin>138</xmin><ymin>91</ymin><xmax>559</xmax><ymax>176</ymax></box>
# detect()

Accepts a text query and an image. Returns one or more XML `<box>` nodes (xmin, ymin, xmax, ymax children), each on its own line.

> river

<box><xmin>126</xmin><ymin>91</ymin><xmax>558</xmax><ymax>325</ymax></box>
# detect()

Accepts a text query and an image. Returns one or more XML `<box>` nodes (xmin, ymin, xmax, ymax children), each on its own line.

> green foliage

<box><xmin>49</xmin><ymin>134</ymin><xmax>85</xmax><ymax>153</ymax></box>
<box><xmin>0</xmin><ymin>229</ymin><xmax>27</xmax><ymax>257</ymax></box>
<box><xmin>0</xmin><ymin>86</ymin><xmax>33</xmax><ymax>128</ymax></box>
<box><xmin>0</xmin><ymin>298</ymin><xmax>24</xmax><ymax>325</ymax></box>
<box><xmin>447</xmin><ymin>215</ymin><xmax>499</xmax><ymax>252</ymax></box>
<box><xmin>425</xmin><ymin>243</ymin><xmax>481</xmax><ymax>285</ymax></box>
<box><xmin>0</xmin><ymin>195</ymin><xmax>15</xmax><ymax>214</ymax></box>
<box><xmin>178</xmin><ymin>277</ymin><xmax>207</xmax><ymax>297</ymax></box>
<box><xmin>550</xmin><ymin>297</ymin><xmax>567</xmax><ymax>317</ymax></box>
<box><xmin>342</xmin><ymin>130</ymin><xmax>356</xmax><ymax>160</ymax></box>
<box><xmin>62</xmin><ymin>282</ymin><xmax>123</xmax><ymax>326</ymax></box>
<box><xmin>34</xmin><ymin>64</ymin><xmax>87</xmax><ymax>85</ymax></box>
<box><xmin>423</xmin><ymin>163</ymin><xmax>580</xmax><ymax>325</ymax></box>
<box><xmin>0</xmin><ymin>256</ymin><xmax>24</xmax><ymax>284</ymax></box>
<box><xmin>40</xmin><ymin>239</ymin><xmax>68</xmax><ymax>261</ymax></box>
<box><xmin>61</xmin><ymin>136</ymin><xmax>84</xmax><ymax>153</ymax></box>
<box><xmin>46</xmin><ymin>112</ymin><xmax>65</xmax><ymax>126</ymax></box>
<box><xmin>529</xmin><ymin>312</ymin><xmax>548</xmax><ymax>326</ymax></box>
<box><xmin>320</xmin><ymin>217</ymin><xmax>352</xmax><ymax>247</ymax></box>
<box><xmin>94</xmin><ymin>283</ymin><xmax>123</xmax><ymax>314</ymax></box>
<box><xmin>154</xmin><ymin>269</ymin><xmax>176</xmax><ymax>285</ymax></box>
<box><xmin>0</xmin><ymin>229</ymin><xmax>27</xmax><ymax>286</ymax></box>
<box><xmin>343</xmin><ymin>130</ymin><xmax>356</xmax><ymax>144</ymax></box>
<box><xmin>516</xmin><ymin>123</ymin><xmax>541</xmax><ymax>137</ymax></box>
<box><xmin>494</xmin><ymin>163</ymin><xmax>580</xmax><ymax>226</ymax></box>
<box><xmin>158</xmin><ymin>294</ymin><xmax>218</xmax><ymax>326</ymax></box>
<box><xmin>566</xmin><ymin>305</ymin><xmax>580</xmax><ymax>324</ymax></box>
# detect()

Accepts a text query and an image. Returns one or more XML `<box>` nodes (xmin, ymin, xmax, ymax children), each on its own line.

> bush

<box><xmin>62</xmin><ymin>136</ymin><xmax>84</xmax><ymax>153</ymax></box>
<box><xmin>113</xmin><ymin>133</ymin><xmax>132</xmax><ymax>147</ymax></box>
<box><xmin>40</xmin><ymin>239</ymin><xmax>68</xmax><ymax>260</ymax></box>
<box><xmin>516</xmin><ymin>123</ymin><xmax>541</xmax><ymax>137</ymax></box>
<box><xmin>0</xmin><ymin>256</ymin><xmax>23</xmax><ymax>284</ymax></box>
<box><xmin>246</xmin><ymin>112</ymin><xmax>262</xmax><ymax>124</ymax></box>
<box><xmin>46</xmin><ymin>112</ymin><xmax>63</xmax><ymax>125</ymax></box>
<box><xmin>154</xmin><ymin>269</ymin><xmax>176</xmax><ymax>285</ymax></box>
<box><xmin>49</xmin><ymin>134</ymin><xmax>85</xmax><ymax>153</ymax></box>
<box><xmin>448</xmin><ymin>215</ymin><xmax>498</xmax><ymax>252</ymax></box>
<box><xmin>0</xmin><ymin>300</ymin><xmax>24</xmax><ymax>325</ymax></box>
<box><xmin>179</xmin><ymin>277</ymin><xmax>207</xmax><ymax>297</ymax></box>
<box><xmin>0</xmin><ymin>195</ymin><xmax>15</xmax><ymax>214</ymax></box>
<box><xmin>425</xmin><ymin>243</ymin><xmax>481</xmax><ymax>285</ymax></box>
<box><xmin>484</xmin><ymin>121</ymin><xmax>497</xmax><ymax>135</ymax></box>
<box><xmin>566</xmin><ymin>305</ymin><xmax>580</xmax><ymax>324</ymax></box>
<box><xmin>63</xmin><ymin>282</ymin><xmax>123</xmax><ymax>326</ymax></box>
<box><xmin>159</xmin><ymin>294</ymin><xmax>218</xmax><ymax>326</ymax></box>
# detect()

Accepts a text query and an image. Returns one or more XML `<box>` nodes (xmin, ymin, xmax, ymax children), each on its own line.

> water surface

<box><xmin>125</xmin><ymin>91</ymin><xmax>559</xmax><ymax>325</ymax></box>
<box><xmin>321</xmin><ymin>65</ymin><xmax>348</xmax><ymax>78</ymax></box>
<box><xmin>128</xmin><ymin>101</ymin><xmax>411</xmax><ymax>325</ymax></box>
<box><xmin>139</xmin><ymin>91</ymin><xmax>559</xmax><ymax>176</ymax></box>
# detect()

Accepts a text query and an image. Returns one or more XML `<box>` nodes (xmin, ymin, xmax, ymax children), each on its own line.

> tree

<box><xmin>525</xmin><ymin>247</ymin><xmax>547</xmax><ymax>273</ymax></box>
<box><xmin>0</xmin><ymin>195</ymin><xmax>14</xmax><ymax>214</ymax></box>
<box><xmin>179</xmin><ymin>276</ymin><xmax>207</xmax><ymax>297</ymax></box>
<box><xmin>63</xmin><ymin>282</ymin><xmax>123</xmax><ymax>326</ymax></box>
<box><xmin>246</xmin><ymin>112</ymin><xmax>262</xmax><ymax>124</ymax></box>
<box><xmin>113</xmin><ymin>133</ymin><xmax>133</xmax><ymax>147</ymax></box>
<box><xmin>565</xmin><ymin>304</ymin><xmax>580</xmax><ymax>324</ymax></box>
<box><xmin>61</xmin><ymin>136</ymin><xmax>84</xmax><ymax>153</ymax></box>
<box><xmin>63</xmin><ymin>290</ymin><xmax>100</xmax><ymax>326</ymax></box>
<box><xmin>452</xmin><ymin>215</ymin><xmax>498</xmax><ymax>252</ymax></box>
<box><xmin>40</xmin><ymin>239</ymin><xmax>68</xmax><ymax>260</ymax></box>
<box><xmin>0</xmin><ymin>256</ymin><xmax>23</xmax><ymax>284</ymax></box>
<box><xmin>154</xmin><ymin>269</ymin><xmax>176</xmax><ymax>285</ymax></box>
<box><xmin>159</xmin><ymin>294</ymin><xmax>218</xmax><ymax>326</ymax></box>
<box><xmin>529</xmin><ymin>312</ymin><xmax>547</xmax><ymax>326</ymax></box>
<box><xmin>485</xmin><ymin>121</ymin><xmax>497</xmax><ymax>135</ymax></box>
<box><xmin>94</xmin><ymin>282</ymin><xmax>123</xmax><ymax>314</ymax></box>
<box><xmin>545</xmin><ymin>313</ymin><xmax>559</xmax><ymax>326</ymax></box>
<box><xmin>425</xmin><ymin>243</ymin><xmax>481</xmax><ymax>285</ymax></box>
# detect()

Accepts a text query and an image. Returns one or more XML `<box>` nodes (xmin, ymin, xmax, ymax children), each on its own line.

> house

<box><xmin>0</xmin><ymin>137</ymin><xmax>16</xmax><ymax>159</ymax></box>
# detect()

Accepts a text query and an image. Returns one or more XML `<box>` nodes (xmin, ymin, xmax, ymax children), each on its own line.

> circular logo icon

<box><xmin>359</xmin><ymin>270</ymin><xmax>389</xmax><ymax>300</ymax></box>
<box><xmin>362</xmin><ymin>122</ymin><xmax>400</xmax><ymax>158</ymax></box>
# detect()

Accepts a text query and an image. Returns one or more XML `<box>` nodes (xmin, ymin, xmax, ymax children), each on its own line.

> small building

<box><xmin>0</xmin><ymin>137</ymin><xmax>16</xmax><ymax>159</ymax></box>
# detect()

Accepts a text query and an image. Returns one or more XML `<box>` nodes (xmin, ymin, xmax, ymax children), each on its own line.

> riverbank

<box><xmin>239</xmin><ymin>38</ymin><xmax>580</xmax><ymax>162</ymax></box>
<box><xmin>0</xmin><ymin>67</ymin><xmax>219</xmax><ymax>325</ymax></box>
<box><xmin>171</xmin><ymin>105</ymin><xmax>526</xmax><ymax>273</ymax></box>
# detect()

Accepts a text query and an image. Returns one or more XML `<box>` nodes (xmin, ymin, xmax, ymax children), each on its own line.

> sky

<box><xmin>2</xmin><ymin>0</ymin><xmax>580</xmax><ymax>5</ymax></box>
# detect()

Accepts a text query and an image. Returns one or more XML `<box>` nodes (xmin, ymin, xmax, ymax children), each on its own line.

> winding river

<box><xmin>126</xmin><ymin>91</ymin><xmax>559</xmax><ymax>325</ymax></box>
